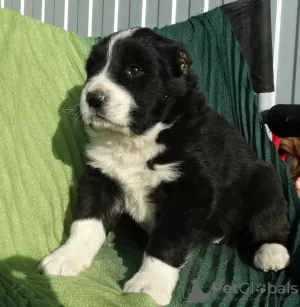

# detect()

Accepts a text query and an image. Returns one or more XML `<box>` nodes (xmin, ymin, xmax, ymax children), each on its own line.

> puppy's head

<box><xmin>81</xmin><ymin>28</ymin><xmax>192</xmax><ymax>135</ymax></box>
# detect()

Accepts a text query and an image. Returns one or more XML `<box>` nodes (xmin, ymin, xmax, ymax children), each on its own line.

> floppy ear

<box><xmin>143</xmin><ymin>31</ymin><xmax>192</xmax><ymax>76</ymax></box>
<box><xmin>173</xmin><ymin>45</ymin><xmax>192</xmax><ymax>76</ymax></box>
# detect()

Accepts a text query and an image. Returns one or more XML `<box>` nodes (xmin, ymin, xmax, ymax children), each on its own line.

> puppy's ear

<box><xmin>174</xmin><ymin>45</ymin><xmax>192</xmax><ymax>76</ymax></box>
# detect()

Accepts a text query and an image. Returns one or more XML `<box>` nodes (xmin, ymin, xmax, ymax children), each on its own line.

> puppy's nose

<box><xmin>86</xmin><ymin>91</ymin><xmax>105</xmax><ymax>108</ymax></box>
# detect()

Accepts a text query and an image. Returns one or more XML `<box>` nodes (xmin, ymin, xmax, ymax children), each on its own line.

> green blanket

<box><xmin>1</xmin><ymin>8</ymin><xmax>300</xmax><ymax>307</ymax></box>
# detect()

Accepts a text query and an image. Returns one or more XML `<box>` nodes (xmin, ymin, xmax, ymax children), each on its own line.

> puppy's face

<box><xmin>80</xmin><ymin>28</ymin><xmax>191</xmax><ymax>135</ymax></box>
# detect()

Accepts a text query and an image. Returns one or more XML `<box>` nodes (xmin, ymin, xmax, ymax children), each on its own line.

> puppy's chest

<box><xmin>87</xmin><ymin>137</ymin><xmax>179</xmax><ymax>232</ymax></box>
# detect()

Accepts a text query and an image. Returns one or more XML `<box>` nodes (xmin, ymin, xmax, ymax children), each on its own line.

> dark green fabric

<box><xmin>0</xmin><ymin>7</ymin><xmax>300</xmax><ymax>307</ymax></box>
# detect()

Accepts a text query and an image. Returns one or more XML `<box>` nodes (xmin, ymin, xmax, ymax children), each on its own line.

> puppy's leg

<box><xmin>241</xmin><ymin>163</ymin><xmax>290</xmax><ymax>272</ymax></box>
<box><xmin>251</xmin><ymin>205</ymin><xmax>290</xmax><ymax>272</ymax></box>
<box><xmin>123</xmin><ymin>176</ymin><xmax>218</xmax><ymax>306</ymax></box>
<box><xmin>38</xmin><ymin>165</ymin><xmax>124</xmax><ymax>276</ymax></box>
<box><xmin>124</xmin><ymin>212</ymin><xmax>193</xmax><ymax>306</ymax></box>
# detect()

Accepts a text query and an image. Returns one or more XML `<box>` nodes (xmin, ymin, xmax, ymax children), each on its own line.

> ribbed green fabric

<box><xmin>0</xmin><ymin>8</ymin><xmax>299</xmax><ymax>307</ymax></box>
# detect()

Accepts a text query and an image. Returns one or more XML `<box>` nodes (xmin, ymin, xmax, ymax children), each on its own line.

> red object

<box><xmin>272</xmin><ymin>134</ymin><xmax>287</xmax><ymax>161</ymax></box>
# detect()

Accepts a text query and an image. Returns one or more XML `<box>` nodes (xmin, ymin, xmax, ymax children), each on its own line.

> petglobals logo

<box><xmin>188</xmin><ymin>279</ymin><xmax>299</xmax><ymax>303</ymax></box>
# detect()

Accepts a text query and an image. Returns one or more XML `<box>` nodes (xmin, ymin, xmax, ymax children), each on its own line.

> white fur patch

<box><xmin>124</xmin><ymin>255</ymin><xmax>179</xmax><ymax>306</ymax></box>
<box><xmin>38</xmin><ymin>219</ymin><xmax>106</xmax><ymax>276</ymax></box>
<box><xmin>212</xmin><ymin>237</ymin><xmax>224</xmax><ymax>244</ymax></box>
<box><xmin>81</xmin><ymin>28</ymin><xmax>138</xmax><ymax>129</ymax></box>
<box><xmin>254</xmin><ymin>243</ymin><xmax>290</xmax><ymax>272</ymax></box>
<box><xmin>86</xmin><ymin>123</ymin><xmax>181</xmax><ymax>233</ymax></box>
<box><xmin>81</xmin><ymin>73</ymin><xmax>136</xmax><ymax>128</ymax></box>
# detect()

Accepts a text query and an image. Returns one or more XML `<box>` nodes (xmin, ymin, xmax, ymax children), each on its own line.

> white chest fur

<box><xmin>86</xmin><ymin>123</ymin><xmax>180</xmax><ymax>233</ymax></box>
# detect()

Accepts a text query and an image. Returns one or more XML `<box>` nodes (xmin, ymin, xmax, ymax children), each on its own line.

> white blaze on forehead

<box><xmin>81</xmin><ymin>28</ymin><xmax>139</xmax><ymax>128</ymax></box>
<box><xmin>107</xmin><ymin>28</ymin><xmax>138</xmax><ymax>64</ymax></box>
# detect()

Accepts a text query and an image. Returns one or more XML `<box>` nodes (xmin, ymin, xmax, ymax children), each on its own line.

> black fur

<box><xmin>76</xmin><ymin>28</ymin><xmax>290</xmax><ymax>269</ymax></box>
<box><xmin>76</xmin><ymin>165</ymin><xmax>124</xmax><ymax>233</ymax></box>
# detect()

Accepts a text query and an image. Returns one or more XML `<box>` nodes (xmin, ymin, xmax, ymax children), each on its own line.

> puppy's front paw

<box><xmin>124</xmin><ymin>256</ymin><xmax>179</xmax><ymax>306</ymax></box>
<box><xmin>124</xmin><ymin>271</ymin><xmax>173</xmax><ymax>306</ymax></box>
<box><xmin>38</xmin><ymin>245</ymin><xmax>92</xmax><ymax>276</ymax></box>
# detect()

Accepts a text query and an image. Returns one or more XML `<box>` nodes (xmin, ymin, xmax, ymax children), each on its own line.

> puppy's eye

<box><xmin>126</xmin><ymin>65</ymin><xmax>143</xmax><ymax>77</ymax></box>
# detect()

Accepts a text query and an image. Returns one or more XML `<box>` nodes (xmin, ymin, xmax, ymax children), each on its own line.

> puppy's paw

<box><xmin>254</xmin><ymin>243</ymin><xmax>290</xmax><ymax>272</ymax></box>
<box><xmin>124</xmin><ymin>256</ymin><xmax>179</xmax><ymax>306</ymax></box>
<box><xmin>37</xmin><ymin>245</ymin><xmax>91</xmax><ymax>276</ymax></box>
<box><xmin>124</xmin><ymin>271</ymin><xmax>173</xmax><ymax>306</ymax></box>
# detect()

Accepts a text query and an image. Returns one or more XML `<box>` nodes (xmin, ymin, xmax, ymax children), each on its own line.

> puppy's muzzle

<box><xmin>86</xmin><ymin>90</ymin><xmax>106</xmax><ymax>108</ymax></box>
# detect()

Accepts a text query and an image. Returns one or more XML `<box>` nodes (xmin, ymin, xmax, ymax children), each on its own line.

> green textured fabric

<box><xmin>0</xmin><ymin>8</ymin><xmax>300</xmax><ymax>307</ymax></box>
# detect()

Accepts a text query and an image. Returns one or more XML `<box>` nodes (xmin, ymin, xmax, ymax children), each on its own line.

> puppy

<box><xmin>38</xmin><ymin>28</ymin><xmax>290</xmax><ymax>306</ymax></box>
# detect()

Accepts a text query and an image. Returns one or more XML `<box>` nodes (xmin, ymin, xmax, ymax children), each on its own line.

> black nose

<box><xmin>86</xmin><ymin>91</ymin><xmax>105</xmax><ymax>108</ymax></box>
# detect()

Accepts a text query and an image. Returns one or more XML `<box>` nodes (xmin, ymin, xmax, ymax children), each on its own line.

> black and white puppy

<box><xmin>38</xmin><ymin>28</ymin><xmax>290</xmax><ymax>306</ymax></box>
